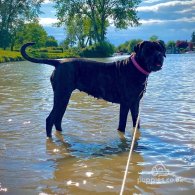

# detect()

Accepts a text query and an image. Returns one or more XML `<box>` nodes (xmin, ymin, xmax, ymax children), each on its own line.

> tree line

<box><xmin>116</xmin><ymin>33</ymin><xmax>195</xmax><ymax>54</ymax></box>
<box><xmin>1</xmin><ymin>1</ymin><xmax>194</xmax><ymax>56</ymax></box>
<box><xmin>0</xmin><ymin>0</ymin><xmax>59</xmax><ymax>50</ymax></box>
<box><xmin>0</xmin><ymin>0</ymin><xmax>141</xmax><ymax>54</ymax></box>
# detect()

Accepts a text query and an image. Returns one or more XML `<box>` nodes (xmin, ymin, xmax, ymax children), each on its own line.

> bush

<box><xmin>48</xmin><ymin>50</ymin><xmax>63</xmax><ymax>53</ymax></box>
<box><xmin>37</xmin><ymin>49</ymin><xmax>49</xmax><ymax>52</ymax></box>
<box><xmin>30</xmin><ymin>49</ymin><xmax>79</xmax><ymax>59</ymax></box>
<box><xmin>80</xmin><ymin>42</ymin><xmax>115</xmax><ymax>57</ymax></box>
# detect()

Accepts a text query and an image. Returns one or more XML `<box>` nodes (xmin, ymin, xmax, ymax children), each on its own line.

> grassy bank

<box><xmin>31</xmin><ymin>47</ymin><xmax>79</xmax><ymax>59</ymax></box>
<box><xmin>0</xmin><ymin>50</ymin><xmax>23</xmax><ymax>63</ymax></box>
<box><xmin>0</xmin><ymin>48</ymin><xmax>79</xmax><ymax>63</ymax></box>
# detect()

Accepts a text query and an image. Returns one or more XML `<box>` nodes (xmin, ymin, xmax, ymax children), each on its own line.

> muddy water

<box><xmin>0</xmin><ymin>55</ymin><xmax>194</xmax><ymax>195</ymax></box>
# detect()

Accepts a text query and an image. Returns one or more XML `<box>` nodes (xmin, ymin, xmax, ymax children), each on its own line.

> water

<box><xmin>0</xmin><ymin>55</ymin><xmax>195</xmax><ymax>195</ymax></box>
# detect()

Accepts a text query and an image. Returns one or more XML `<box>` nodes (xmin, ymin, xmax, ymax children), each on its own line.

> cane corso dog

<box><xmin>21</xmin><ymin>41</ymin><xmax>166</xmax><ymax>138</ymax></box>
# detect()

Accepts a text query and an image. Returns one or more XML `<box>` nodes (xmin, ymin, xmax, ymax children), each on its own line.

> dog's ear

<box><xmin>157</xmin><ymin>40</ymin><xmax>166</xmax><ymax>57</ymax></box>
<box><xmin>134</xmin><ymin>41</ymin><xmax>145</xmax><ymax>54</ymax></box>
<box><xmin>134</xmin><ymin>44</ymin><xmax>139</xmax><ymax>53</ymax></box>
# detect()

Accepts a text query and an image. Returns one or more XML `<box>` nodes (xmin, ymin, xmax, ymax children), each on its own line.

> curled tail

<box><xmin>21</xmin><ymin>42</ymin><xmax>59</xmax><ymax>67</ymax></box>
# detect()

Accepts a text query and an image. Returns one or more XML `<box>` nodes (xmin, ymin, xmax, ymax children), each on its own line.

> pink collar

<box><xmin>130</xmin><ymin>54</ymin><xmax>150</xmax><ymax>76</ymax></box>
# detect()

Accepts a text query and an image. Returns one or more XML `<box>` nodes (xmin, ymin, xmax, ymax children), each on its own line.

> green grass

<box><xmin>0</xmin><ymin>48</ymin><xmax>80</xmax><ymax>63</ymax></box>
<box><xmin>32</xmin><ymin>50</ymin><xmax>79</xmax><ymax>59</ymax></box>
<box><xmin>0</xmin><ymin>49</ymin><xmax>23</xmax><ymax>63</ymax></box>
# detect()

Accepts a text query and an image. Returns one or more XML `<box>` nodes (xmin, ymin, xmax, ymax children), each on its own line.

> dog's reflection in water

<box><xmin>46</xmin><ymin>131</ymin><xmax>72</xmax><ymax>157</ymax></box>
<box><xmin>46</xmin><ymin>129</ymin><xmax>142</xmax><ymax>158</ymax></box>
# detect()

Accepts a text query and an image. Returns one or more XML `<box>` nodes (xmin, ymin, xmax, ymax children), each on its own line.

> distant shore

<box><xmin>0</xmin><ymin>50</ymin><xmax>24</xmax><ymax>63</ymax></box>
<box><xmin>1</xmin><ymin>50</ymin><xmax>194</xmax><ymax>64</ymax></box>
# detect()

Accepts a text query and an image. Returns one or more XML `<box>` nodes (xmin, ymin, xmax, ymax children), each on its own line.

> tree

<box><xmin>150</xmin><ymin>35</ymin><xmax>158</xmax><ymax>41</ymax></box>
<box><xmin>128</xmin><ymin>39</ymin><xmax>142</xmax><ymax>53</ymax></box>
<box><xmin>117</xmin><ymin>39</ymin><xmax>142</xmax><ymax>53</ymax></box>
<box><xmin>167</xmin><ymin>41</ymin><xmax>176</xmax><ymax>48</ymax></box>
<box><xmin>53</xmin><ymin>0</ymin><xmax>141</xmax><ymax>45</ymax></box>
<box><xmin>166</xmin><ymin>40</ymin><xmax>176</xmax><ymax>53</ymax></box>
<box><xmin>14</xmin><ymin>22</ymin><xmax>47</xmax><ymax>48</ymax></box>
<box><xmin>188</xmin><ymin>42</ymin><xmax>193</xmax><ymax>51</ymax></box>
<box><xmin>117</xmin><ymin>41</ymin><xmax>129</xmax><ymax>53</ymax></box>
<box><xmin>176</xmin><ymin>40</ymin><xmax>188</xmax><ymax>51</ymax></box>
<box><xmin>65</xmin><ymin>15</ymin><xmax>92</xmax><ymax>48</ymax></box>
<box><xmin>0</xmin><ymin>0</ymin><xmax>43</xmax><ymax>50</ymax></box>
<box><xmin>45</xmin><ymin>36</ymin><xmax>58</xmax><ymax>47</ymax></box>
<box><xmin>191</xmin><ymin>32</ymin><xmax>195</xmax><ymax>43</ymax></box>
<box><xmin>0</xmin><ymin>29</ymin><xmax>10</xmax><ymax>50</ymax></box>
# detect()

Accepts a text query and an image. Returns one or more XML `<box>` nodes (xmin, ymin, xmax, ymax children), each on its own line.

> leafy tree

<box><xmin>65</xmin><ymin>15</ymin><xmax>92</xmax><ymax>48</ymax></box>
<box><xmin>149</xmin><ymin>35</ymin><xmax>158</xmax><ymax>41</ymax></box>
<box><xmin>117</xmin><ymin>39</ymin><xmax>142</xmax><ymax>53</ymax></box>
<box><xmin>191</xmin><ymin>32</ymin><xmax>195</xmax><ymax>43</ymax></box>
<box><xmin>176</xmin><ymin>40</ymin><xmax>188</xmax><ymax>51</ymax></box>
<box><xmin>117</xmin><ymin>41</ymin><xmax>129</xmax><ymax>53</ymax></box>
<box><xmin>167</xmin><ymin>41</ymin><xmax>176</xmax><ymax>48</ymax></box>
<box><xmin>14</xmin><ymin>22</ymin><xmax>47</xmax><ymax>48</ymax></box>
<box><xmin>0</xmin><ymin>29</ymin><xmax>10</xmax><ymax>50</ymax></box>
<box><xmin>0</xmin><ymin>0</ymin><xmax>43</xmax><ymax>50</ymax></box>
<box><xmin>45</xmin><ymin>36</ymin><xmax>58</xmax><ymax>47</ymax></box>
<box><xmin>188</xmin><ymin>42</ymin><xmax>193</xmax><ymax>51</ymax></box>
<box><xmin>80</xmin><ymin>41</ymin><xmax>115</xmax><ymax>57</ymax></box>
<box><xmin>53</xmin><ymin>0</ymin><xmax>141</xmax><ymax>45</ymax></box>
<box><xmin>128</xmin><ymin>39</ymin><xmax>142</xmax><ymax>53</ymax></box>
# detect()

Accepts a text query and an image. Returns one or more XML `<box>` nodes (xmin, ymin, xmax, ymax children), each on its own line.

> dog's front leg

<box><xmin>117</xmin><ymin>103</ymin><xmax>130</xmax><ymax>133</ymax></box>
<box><xmin>130</xmin><ymin>100</ymin><xmax>140</xmax><ymax>129</ymax></box>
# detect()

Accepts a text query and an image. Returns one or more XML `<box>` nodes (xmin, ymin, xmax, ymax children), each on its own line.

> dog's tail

<box><xmin>21</xmin><ymin>42</ymin><xmax>58</xmax><ymax>67</ymax></box>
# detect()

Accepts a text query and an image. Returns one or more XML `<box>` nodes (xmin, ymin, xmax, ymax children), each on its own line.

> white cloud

<box><xmin>39</xmin><ymin>18</ymin><xmax>58</xmax><ymax>26</ymax></box>
<box><xmin>143</xmin><ymin>0</ymin><xmax>162</xmax><ymax>4</ymax></box>
<box><xmin>138</xmin><ymin>1</ymin><xmax>195</xmax><ymax>12</ymax></box>
<box><xmin>43</xmin><ymin>0</ymin><xmax>52</xmax><ymax>4</ymax></box>
<box><xmin>140</xmin><ymin>17</ymin><xmax>195</xmax><ymax>25</ymax></box>
<box><xmin>139</xmin><ymin>19</ymin><xmax>165</xmax><ymax>24</ymax></box>
<box><xmin>174</xmin><ymin>16</ymin><xmax>195</xmax><ymax>23</ymax></box>
<box><xmin>175</xmin><ymin>6</ymin><xmax>195</xmax><ymax>14</ymax></box>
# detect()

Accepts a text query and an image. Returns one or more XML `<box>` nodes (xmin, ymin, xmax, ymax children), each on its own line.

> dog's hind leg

<box><xmin>54</xmin><ymin>93</ymin><xmax>71</xmax><ymax>132</ymax></box>
<box><xmin>46</xmin><ymin>91</ymin><xmax>72</xmax><ymax>138</ymax></box>
<box><xmin>117</xmin><ymin>103</ymin><xmax>130</xmax><ymax>133</ymax></box>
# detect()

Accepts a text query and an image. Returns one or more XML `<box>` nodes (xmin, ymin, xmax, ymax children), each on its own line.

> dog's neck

<box><xmin>130</xmin><ymin>54</ymin><xmax>150</xmax><ymax>76</ymax></box>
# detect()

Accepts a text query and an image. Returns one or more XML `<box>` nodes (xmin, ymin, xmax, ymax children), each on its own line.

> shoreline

<box><xmin>0</xmin><ymin>50</ymin><xmax>79</xmax><ymax>64</ymax></box>
<box><xmin>1</xmin><ymin>52</ymin><xmax>194</xmax><ymax>64</ymax></box>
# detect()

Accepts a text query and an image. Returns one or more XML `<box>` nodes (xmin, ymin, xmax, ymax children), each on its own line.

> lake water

<box><xmin>0</xmin><ymin>54</ymin><xmax>195</xmax><ymax>195</ymax></box>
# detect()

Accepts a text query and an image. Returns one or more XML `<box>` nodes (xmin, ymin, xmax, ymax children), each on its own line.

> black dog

<box><xmin>21</xmin><ymin>41</ymin><xmax>166</xmax><ymax>138</ymax></box>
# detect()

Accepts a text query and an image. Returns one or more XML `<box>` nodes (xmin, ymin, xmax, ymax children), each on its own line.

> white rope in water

<box><xmin>119</xmin><ymin>109</ymin><xmax>141</xmax><ymax>195</ymax></box>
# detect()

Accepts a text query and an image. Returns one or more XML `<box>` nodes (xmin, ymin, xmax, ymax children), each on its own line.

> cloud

<box><xmin>140</xmin><ymin>17</ymin><xmax>195</xmax><ymax>25</ymax></box>
<box><xmin>39</xmin><ymin>18</ymin><xmax>58</xmax><ymax>26</ymax></box>
<box><xmin>175</xmin><ymin>6</ymin><xmax>195</xmax><ymax>14</ymax></box>
<box><xmin>143</xmin><ymin>0</ymin><xmax>163</xmax><ymax>4</ymax></box>
<box><xmin>43</xmin><ymin>0</ymin><xmax>52</xmax><ymax>4</ymax></box>
<box><xmin>138</xmin><ymin>1</ymin><xmax>195</xmax><ymax>12</ymax></box>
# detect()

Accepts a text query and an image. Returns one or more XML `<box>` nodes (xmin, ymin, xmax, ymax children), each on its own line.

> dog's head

<box><xmin>134</xmin><ymin>40</ymin><xmax>166</xmax><ymax>72</ymax></box>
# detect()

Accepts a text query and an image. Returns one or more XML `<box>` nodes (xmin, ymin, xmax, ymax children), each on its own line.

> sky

<box><xmin>40</xmin><ymin>0</ymin><xmax>195</xmax><ymax>45</ymax></box>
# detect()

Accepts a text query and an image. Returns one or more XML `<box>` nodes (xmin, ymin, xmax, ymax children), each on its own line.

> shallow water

<box><xmin>0</xmin><ymin>54</ymin><xmax>195</xmax><ymax>195</ymax></box>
